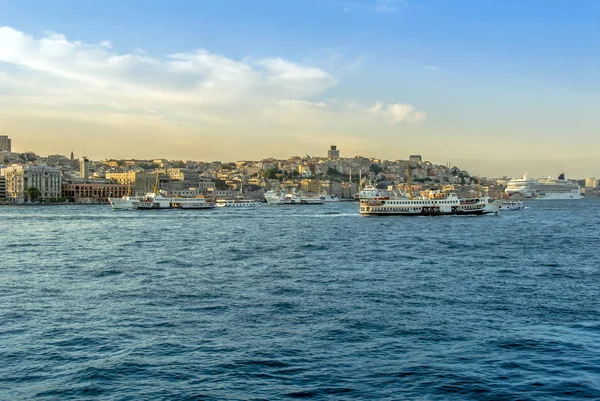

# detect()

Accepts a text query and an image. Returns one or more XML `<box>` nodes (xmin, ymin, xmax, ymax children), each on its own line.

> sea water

<box><xmin>1</xmin><ymin>200</ymin><xmax>599</xmax><ymax>400</ymax></box>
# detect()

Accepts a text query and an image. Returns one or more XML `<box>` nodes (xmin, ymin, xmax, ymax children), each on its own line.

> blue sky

<box><xmin>0</xmin><ymin>0</ymin><xmax>598</xmax><ymax>177</ymax></box>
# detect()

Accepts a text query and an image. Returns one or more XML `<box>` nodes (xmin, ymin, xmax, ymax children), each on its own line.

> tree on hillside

<box><xmin>26</xmin><ymin>187</ymin><xmax>42</xmax><ymax>202</ymax></box>
<box><xmin>262</xmin><ymin>167</ymin><xmax>280</xmax><ymax>180</ymax></box>
<box><xmin>139</xmin><ymin>163</ymin><xmax>160</xmax><ymax>170</ymax></box>
<box><xmin>369</xmin><ymin>164</ymin><xmax>383</xmax><ymax>175</ymax></box>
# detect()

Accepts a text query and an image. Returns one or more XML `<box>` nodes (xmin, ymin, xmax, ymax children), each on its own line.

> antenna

<box><xmin>407</xmin><ymin>165</ymin><xmax>413</xmax><ymax>200</ymax></box>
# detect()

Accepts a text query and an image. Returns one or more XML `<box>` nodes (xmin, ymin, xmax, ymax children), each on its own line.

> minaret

<box><xmin>70</xmin><ymin>151</ymin><xmax>74</xmax><ymax>160</ymax></box>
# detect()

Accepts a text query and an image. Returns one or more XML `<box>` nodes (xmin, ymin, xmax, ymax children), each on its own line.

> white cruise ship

<box><xmin>504</xmin><ymin>173</ymin><xmax>581</xmax><ymax>200</ymax></box>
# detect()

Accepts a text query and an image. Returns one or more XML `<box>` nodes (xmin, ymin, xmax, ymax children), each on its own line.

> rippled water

<box><xmin>1</xmin><ymin>200</ymin><xmax>600</xmax><ymax>400</ymax></box>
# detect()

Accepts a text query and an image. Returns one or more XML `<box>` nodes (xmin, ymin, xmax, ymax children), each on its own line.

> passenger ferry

<box><xmin>359</xmin><ymin>189</ymin><xmax>500</xmax><ymax>216</ymax></box>
<box><xmin>136</xmin><ymin>191</ymin><xmax>215</xmax><ymax>210</ymax></box>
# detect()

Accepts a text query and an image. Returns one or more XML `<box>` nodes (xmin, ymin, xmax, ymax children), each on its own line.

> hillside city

<box><xmin>0</xmin><ymin>135</ymin><xmax>597</xmax><ymax>204</ymax></box>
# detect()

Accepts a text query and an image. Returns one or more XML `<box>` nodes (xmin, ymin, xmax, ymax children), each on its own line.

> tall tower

<box><xmin>80</xmin><ymin>157</ymin><xmax>90</xmax><ymax>183</ymax></box>
<box><xmin>70</xmin><ymin>151</ymin><xmax>74</xmax><ymax>161</ymax></box>
<box><xmin>0</xmin><ymin>135</ymin><xmax>11</xmax><ymax>152</ymax></box>
<box><xmin>327</xmin><ymin>145</ymin><xmax>339</xmax><ymax>159</ymax></box>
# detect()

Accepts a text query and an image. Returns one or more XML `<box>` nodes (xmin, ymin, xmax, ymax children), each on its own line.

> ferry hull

<box><xmin>359</xmin><ymin>209</ymin><xmax>498</xmax><ymax>216</ymax></box>
<box><xmin>359</xmin><ymin>197</ymin><xmax>501</xmax><ymax>216</ymax></box>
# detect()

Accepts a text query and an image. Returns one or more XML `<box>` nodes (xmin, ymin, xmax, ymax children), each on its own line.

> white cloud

<box><xmin>0</xmin><ymin>26</ymin><xmax>334</xmax><ymax>106</ymax></box>
<box><xmin>0</xmin><ymin>26</ymin><xmax>425</xmax><ymax>146</ymax></box>
<box><xmin>424</xmin><ymin>65</ymin><xmax>438</xmax><ymax>70</ymax></box>
<box><xmin>374</xmin><ymin>0</ymin><xmax>404</xmax><ymax>13</ymax></box>
<box><xmin>365</xmin><ymin>102</ymin><xmax>426</xmax><ymax>123</ymax></box>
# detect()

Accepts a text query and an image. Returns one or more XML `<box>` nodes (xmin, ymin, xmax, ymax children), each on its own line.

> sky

<box><xmin>0</xmin><ymin>0</ymin><xmax>598</xmax><ymax>178</ymax></box>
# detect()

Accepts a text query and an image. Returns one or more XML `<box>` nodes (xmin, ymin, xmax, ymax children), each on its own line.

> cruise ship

<box><xmin>504</xmin><ymin>173</ymin><xmax>581</xmax><ymax>200</ymax></box>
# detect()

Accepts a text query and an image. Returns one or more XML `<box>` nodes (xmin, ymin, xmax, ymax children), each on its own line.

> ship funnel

<box><xmin>557</xmin><ymin>173</ymin><xmax>565</xmax><ymax>180</ymax></box>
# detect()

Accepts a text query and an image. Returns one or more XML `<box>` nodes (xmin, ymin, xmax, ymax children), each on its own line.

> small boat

<box><xmin>216</xmin><ymin>199</ymin><xmax>262</xmax><ymax>207</ymax></box>
<box><xmin>264</xmin><ymin>189</ymin><xmax>324</xmax><ymax>205</ymax></box>
<box><xmin>499</xmin><ymin>200</ymin><xmax>524</xmax><ymax>211</ymax></box>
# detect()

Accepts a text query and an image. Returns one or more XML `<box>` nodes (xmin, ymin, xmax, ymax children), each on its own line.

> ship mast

<box><xmin>406</xmin><ymin>165</ymin><xmax>414</xmax><ymax>200</ymax></box>
<box><xmin>153</xmin><ymin>171</ymin><xmax>159</xmax><ymax>193</ymax></box>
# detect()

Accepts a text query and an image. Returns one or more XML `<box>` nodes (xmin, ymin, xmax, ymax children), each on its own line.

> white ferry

<box><xmin>356</xmin><ymin>185</ymin><xmax>389</xmax><ymax>200</ymax></box>
<box><xmin>264</xmin><ymin>189</ymin><xmax>324</xmax><ymax>205</ymax></box>
<box><xmin>216</xmin><ymin>199</ymin><xmax>262</xmax><ymax>207</ymax></box>
<box><xmin>320</xmin><ymin>194</ymin><xmax>341</xmax><ymax>202</ymax></box>
<box><xmin>136</xmin><ymin>191</ymin><xmax>215</xmax><ymax>210</ymax></box>
<box><xmin>359</xmin><ymin>189</ymin><xmax>500</xmax><ymax>216</ymax></box>
<box><xmin>108</xmin><ymin>195</ymin><xmax>143</xmax><ymax>210</ymax></box>
<box><xmin>499</xmin><ymin>200</ymin><xmax>524</xmax><ymax>211</ymax></box>
<box><xmin>505</xmin><ymin>173</ymin><xmax>581</xmax><ymax>200</ymax></box>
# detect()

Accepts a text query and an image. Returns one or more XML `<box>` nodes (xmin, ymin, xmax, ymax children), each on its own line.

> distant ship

<box><xmin>320</xmin><ymin>193</ymin><xmax>341</xmax><ymax>202</ymax></box>
<box><xmin>504</xmin><ymin>173</ymin><xmax>581</xmax><ymax>200</ymax></box>
<box><xmin>356</xmin><ymin>185</ymin><xmax>389</xmax><ymax>200</ymax></box>
<box><xmin>216</xmin><ymin>199</ymin><xmax>262</xmax><ymax>207</ymax></box>
<box><xmin>108</xmin><ymin>195</ymin><xmax>143</xmax><ymax>210</ymax></box>
<box><xmin>264</xmin><ymin>189</ymin><xmax>324</xmax><ymax>205</ymax></box>
<box><xmin>499</xmin><ymin>200</ymin><xmax>524</xmax><ymax>211</ymax></box>
<box><xmin>136</xmin><ymin>191</ymin><xmax>216</xmax><ymax>209</ymax></box>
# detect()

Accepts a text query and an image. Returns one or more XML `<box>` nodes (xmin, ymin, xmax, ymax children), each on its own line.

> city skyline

<box><xmin>0</xmin><ymin>0</ymin><xmax>599</xmax><ymax>178</ymax></box>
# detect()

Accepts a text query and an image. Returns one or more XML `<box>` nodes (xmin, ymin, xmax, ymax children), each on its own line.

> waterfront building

<box><xmin>0</xmin><ymin>175</ymin><xmax>6</xmax><ymax>199</ymax></box>
<box><xmin>341</xmin><ymin>182</ymin><xmax>358</xmax><ymax>199</ymax></box>
<box><xmin>2</xmin><ymin>165</ymin><xmax>62</xmax><ymax>202</ymax></box>
<box><xmin>267</xmin><ymin>179</ymin><xmax>281</xmax><ymax>190</ymax></box>
<box><xmin>167</xmin><ymin>168</ymin><xmax>200</xmax><ymax>188</ymax></box>
<box><xmin>0</xmin><ymin>135</ymin><xmax>11</xmax><ymax>152</ymax></box>
<box><xmin>300</xmin><ymin>178</ymin><xmax>320</xmax><ymax>194</ymax></box>
<box><xmin>585</xmin><ymin>177</ymin><xmax>599</xmax><ymax>189</ymax></box>
<box><xmin>327</xmin><ymin>145</ymin><xmax>340</xmax><ymax>159</ymax></box>
<box><xmin>197</xmin><ymin>177</ymin><xmax>216</xmax><ymax>191</ymax></box>
<box><xmin>80</xmin><ymin>157</ymin><xmax>90</xmax><ymax>183</ymax></box>
<box><xmin>105</xmin><ymin>171</ymin><xmax>159</xmax><ymax>194</ymax></box>
<box><xmin>62</xmin><ymin>183</ymin><xmax>129</xmax><ymax>203</ymax></box>
<box><xmin>320</xmin><ymin>181</ymin><xmax>343</xmax><ymax>197</ymax></box>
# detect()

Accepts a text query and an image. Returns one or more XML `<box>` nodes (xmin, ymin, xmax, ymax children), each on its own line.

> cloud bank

<box><xmin>0</xmin><ymin>26</ymin><xmax>426</xmax><ymax>158</ymax></box>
